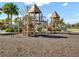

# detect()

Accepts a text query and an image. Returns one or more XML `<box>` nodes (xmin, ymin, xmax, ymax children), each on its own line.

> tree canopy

<box><xmin>2</xmin><ymin>3</ymin><xmax>19</xmax><ymax>19</ymax></box>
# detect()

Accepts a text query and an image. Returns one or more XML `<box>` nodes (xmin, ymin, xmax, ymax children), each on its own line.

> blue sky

<box><xmin>0</xmin><ymin>2</ymin><xmax>79</xmax><ymax>24</ymax></box>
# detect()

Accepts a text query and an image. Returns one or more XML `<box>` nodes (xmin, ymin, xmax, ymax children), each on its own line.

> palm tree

<box><xmin>2</xmin><ymin>3</ymin><xmax>11</xmax><ymax>19</ymax></box>
<box><xmin>2</xmin><ymin>3</ymin><xmax>19</xmax><ymax>25</ymax></box>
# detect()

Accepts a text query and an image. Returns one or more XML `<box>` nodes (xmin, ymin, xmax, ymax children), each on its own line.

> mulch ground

<box><xmin>0</xmin><ymin>34</ymin><xmax>79</xmax><ymax>57</ymax></box>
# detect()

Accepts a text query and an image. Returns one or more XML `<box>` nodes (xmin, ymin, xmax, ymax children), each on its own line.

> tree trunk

<box><xmin>8</xmin><ymin>14</ymin><xmax>9</xmax><ymax>19</ymax></box>
<box><xmin>10</xmin><ymin>14</ymin><xmax>13</xmax><ymax>25</ymax></box>
<box><xmin>7</xmin><ymin>14</ymin><xmax>10</xmax><ymax>25</ymax></box>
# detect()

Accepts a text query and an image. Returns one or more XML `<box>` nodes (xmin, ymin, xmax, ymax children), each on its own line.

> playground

<box><xmin>0</xmin><ymin>3</ymin><xmax>79</xmax><ymax>57</ymax></box>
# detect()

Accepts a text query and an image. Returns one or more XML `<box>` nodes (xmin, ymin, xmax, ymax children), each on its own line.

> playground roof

<box><xmin>51</xmin><ymin>11</ymin><xmax>60</xmax><ymax>18</ymax></box>
<box><xmin>28</xmin><ymin>4</ymin><xmax>41</xmax><ymax>14</ymax></box>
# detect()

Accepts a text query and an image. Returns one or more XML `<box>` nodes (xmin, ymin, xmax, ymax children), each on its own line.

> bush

<box><xmin>1</xmin><ymin>26</ymin><xmax>9</xmax><ymax>30</ymax></box>
<box><xmin>5</xmin><ymin>28</ymin><xmax>14</xmax><ymax>32</ymax></box>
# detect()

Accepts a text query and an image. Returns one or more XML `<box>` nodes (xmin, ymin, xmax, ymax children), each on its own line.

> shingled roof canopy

<box><xmin>28</xmin><ymin>4</ymin><xmax>41</xmax><ymax>14</ymax></box>
<box><xmin>51</xmin><ymin>11</ymin><xmax>60</xmax><ymax>18</ymax></box>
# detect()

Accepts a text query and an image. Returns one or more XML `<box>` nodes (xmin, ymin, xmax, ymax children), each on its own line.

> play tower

<box><xmin>22</xmin><ymin>4</ymin><xmax>47</xmax><ymax>36</ymax></box>
<box><xmin>50</xmin><ymin>11</ymin><xmax>61</xmax><ymax>32</ymax></box>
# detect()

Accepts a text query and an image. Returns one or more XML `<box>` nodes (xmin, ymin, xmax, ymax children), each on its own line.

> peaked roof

<box><xmin>28</xmin><ymin>4</ymin><xmax>41</xmax><ymax>14</ymax></box>
<box><xmin>51</xmin><ymin>11</ymin><xmax>60</xmax><ymax>18</ymax></box>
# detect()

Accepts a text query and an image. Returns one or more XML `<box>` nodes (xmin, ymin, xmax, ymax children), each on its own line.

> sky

<box><xmin>0</xmin><ymin>2</ymin><xmax>79</xmax><ymax>24</ymax></box>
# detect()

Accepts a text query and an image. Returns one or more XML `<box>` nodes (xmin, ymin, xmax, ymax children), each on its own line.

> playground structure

<box><xmin>21</xmin><ymin>4</ymin><xmax>65</xmax><ymax>36</ymax></box>
<box><xmin>22</xmin><ymin>4</ymin><xmax>48</xmax><ymax>36</ymax></box>
<box><xmin>49</xmin><ymin>11</ymin><xmax>61</xmax><ymax>33</ymax></box>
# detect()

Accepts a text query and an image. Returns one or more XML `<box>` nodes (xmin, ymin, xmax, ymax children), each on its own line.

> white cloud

<box><xmin>62</xmin><ymin>3</ymin><xmax>68</xmax><ymax>6</ymax></box>
<box><xmin>47</xmin><ymin>13</ymin><xmax>51</xmax><ymax>18</ymax></box>
<box><xmin>24</xmin><ymin>2</ymin><xmax>51</xmax><ymax>6</ymax></box>
<box><xmin>76</xmin><ymin>13</ymin><xmax>79</xmax><ymax>16</ymax></box>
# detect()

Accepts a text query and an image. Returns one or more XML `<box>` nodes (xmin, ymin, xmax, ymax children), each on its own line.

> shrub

<box><xmin>1</xmin><ymin>26</ymin><xmax>9</xmax><ymax>30</ymax></box>
<box><xmin>5</xmin><ymin>28</ymin><xmax>14</xmax><ymax>32</ymax></box>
